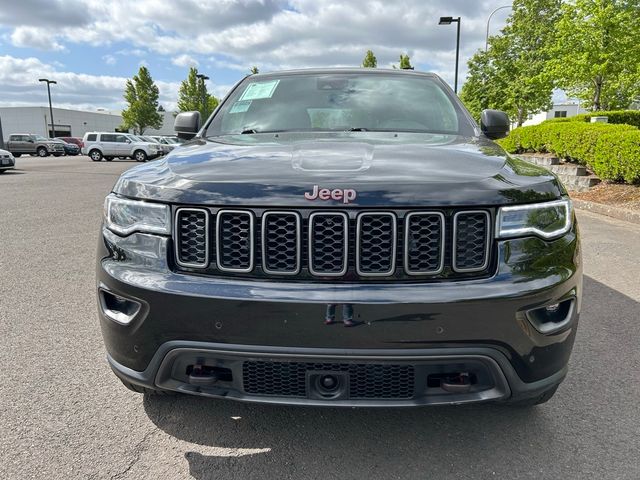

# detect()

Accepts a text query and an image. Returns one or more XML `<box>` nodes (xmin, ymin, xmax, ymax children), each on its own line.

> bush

<box><xmin>592</xmin><ymin>130</ymin><xmax>640</xmax><ymax>184</ymax></box>
<box><xmin>497</xmin><ymin>122</ymin><xmax>638</xmax><ymax>168</ymax></box>
<box><xmin>543</xmin><ymin>110</ymin><xmax>640</xmax><ymax>128</ymax></box>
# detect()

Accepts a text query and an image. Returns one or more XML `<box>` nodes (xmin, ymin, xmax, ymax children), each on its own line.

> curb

<box><xmin>572</xmin><ymin>199</ymin><xmax>640</xmax><ymax>225</ymax></box>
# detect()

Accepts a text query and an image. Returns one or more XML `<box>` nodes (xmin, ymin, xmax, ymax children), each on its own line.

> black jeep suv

<box><xmin>97</xmin><ymin>69</ymin><xmax>581</xmax><ymax>406</ymax></box>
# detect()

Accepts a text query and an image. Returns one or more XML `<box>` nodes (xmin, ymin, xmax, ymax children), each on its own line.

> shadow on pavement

<box><xmin>143</xmin><ymin>275</ymin><xmax>640</xmax><ymax>479</ymax></box>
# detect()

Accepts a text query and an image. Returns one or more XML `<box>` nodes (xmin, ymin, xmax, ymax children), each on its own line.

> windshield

<box><xmin>127</xmin><ymin>135</ymin><xmax>143</xmax><ymax>142</ymax></box>
<box><xmin>35</xmin><ymin>135</ymin><xmax>48</xmax><ymax>141</ymax></box>
<box><xmin>206</xmin><ymin>72</ymin><xmax>474</xmax><ymax>137</ymax></box>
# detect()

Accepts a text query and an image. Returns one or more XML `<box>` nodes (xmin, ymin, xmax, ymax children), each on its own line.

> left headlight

<box><xmin>104</xmin><ymin>194</ymin><xmax>170</xmax><ymax>236</ymax></box>
<box><xmin>497</xmin><ymin>199</ymin><xmax>572</xmax><ymax>240</ymax></box>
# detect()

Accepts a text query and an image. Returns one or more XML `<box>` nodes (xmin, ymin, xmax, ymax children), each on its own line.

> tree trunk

<box><xmin>592</xmin><ymin>76</ymin><xmax>603</xmax><ymax>111</ymax></box>
<box><xmin>517</xmin><ymin>107</ymin><xmax>525</xmax><ymax>127</ymax></box>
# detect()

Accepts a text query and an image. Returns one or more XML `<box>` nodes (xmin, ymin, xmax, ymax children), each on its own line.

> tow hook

<box><xmin>440</xmin><ymin>372</ymin><xmax>472</xmax><ymax>393</ymax></box>
<box><xmin>188</xmin><ymin>364</ymin><xmax>219</xmax><ymax>386</ymax></box>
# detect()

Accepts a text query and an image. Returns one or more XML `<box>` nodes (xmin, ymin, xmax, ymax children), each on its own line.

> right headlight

<box><xmin>104</xmin><ymin>194</ymin><xmax>171</xmax><ymax>236</ymax></box>
<box><xmin>496</xmin><ymin>199</ymin><xmax>572</xmax><ymax>240</ymax></box>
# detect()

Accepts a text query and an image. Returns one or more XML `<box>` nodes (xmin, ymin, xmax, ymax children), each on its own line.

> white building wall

<box><xmin>0</xmin><ymin>107</ymin><xmax>176</xmax><ymax>140</ymax></box>
<box><xmin>522</xmin><ymin>103</ymin><xmax>589</xmax><ymax>127</ymax></box>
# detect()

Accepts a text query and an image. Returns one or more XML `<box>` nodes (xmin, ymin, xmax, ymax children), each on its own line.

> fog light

<box><xmin>99</xmin><ymin>288</ymin><xmax>141</xmax><ymax>325</ymax></box>
<box><xmin>545</xmin><ymin>303</ymin><xmax>560</xmax><ymax>313</ymax></box>
<box><xmin>526</xmin><ymin>298</ymin><xmax>575</xmax><ymax>334</ymax></box>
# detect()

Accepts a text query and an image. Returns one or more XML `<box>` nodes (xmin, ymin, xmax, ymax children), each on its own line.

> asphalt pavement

<box><xmin>0</xmin><ymin>156</ymin><xmax>639</xmax><ymax>479</ymax></box>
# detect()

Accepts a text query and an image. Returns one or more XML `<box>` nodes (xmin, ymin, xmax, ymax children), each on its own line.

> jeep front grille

<box><xmin>216</xmin><ymin>210</ymin><xmax>254</xmax><ymax>272</ymax></box>
<box><xmin>452</xmin><ymin>211</ymin><xmax>490</xmax><ymax>272</ymax></box>
<box><xmin>175</xmin><ymin>208</ymin><xmax>209</xmax><ymax>268</ymax></box>
<box><xmin>174</xmin><ymin>208</ymin><xmax>493</xmax><ymax>281</ymax></box>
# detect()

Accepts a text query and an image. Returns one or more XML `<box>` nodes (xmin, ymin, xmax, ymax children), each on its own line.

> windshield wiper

<box><xmin>240</xmin><ymin>129</ymin><xmax>259</xmax><ymax>134</ymax></box>
<box><xmin>347</xmin><ymin>127</ymin><xmax>368</xmax><ymax>131</ymax></box>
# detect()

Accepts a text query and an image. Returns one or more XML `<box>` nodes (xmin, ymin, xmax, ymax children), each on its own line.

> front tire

<box><xmin>133</xmin><ymin>150</ymin><xmax>148</xmax><ymax>162</ymax></box>
<box><xmin>89</xmin><ymin>149</ymin><xmax>103</xmax><ymax>162</ymax></box>
<box><xmin>37</xmin><ymin>147</ymin><xmax>48</xmax><ymax>157</ymax></box>
<box><xmin>13</xmin><ymin>153</ymin><xmax>21</xmax><ymax>158</ymax></box>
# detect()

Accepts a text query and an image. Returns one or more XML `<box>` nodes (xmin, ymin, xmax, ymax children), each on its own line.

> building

<box><xmin>0</xmin><ymin>106</ymin><xmax>176</xmax><ymax>140</ymax></box>
<box><xmin>521</xmin><ymin>102</ymin><xmax>588</xmax><ymax>127</ymax></box>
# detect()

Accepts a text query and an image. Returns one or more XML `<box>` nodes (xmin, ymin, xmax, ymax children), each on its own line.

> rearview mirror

<box><xmin>174</xmin><ymin>111</ymin><xmax>201</xmax><ymax>140</ymax></box>
<box><xmin>480</xmin><ymin>109</ymin><xmax>510</xmax><ymax>140</ymax></box>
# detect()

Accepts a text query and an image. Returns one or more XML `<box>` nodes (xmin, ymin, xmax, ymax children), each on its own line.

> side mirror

<box><xmin>126</xmin><ymin>138</ymin><xmax>131</xmax><ymax>143</ymax></box>
<box><xmin>480</xmin><ymin>109</ymin><xmax>510</xmax><ymax>140</ymax></box>
<box><xmin>175</xmin><ymin>111</ymin><xmax>201</xmax><ymax>140</ymax></box>
<box><xmin>28</xmin><ymin>138</ymin><xmax>35</xmax><ymax>143</ymax></box>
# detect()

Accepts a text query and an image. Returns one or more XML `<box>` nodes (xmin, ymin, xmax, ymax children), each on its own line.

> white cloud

<box><xmin>172</xmin><ymin>54</ymin><xmax>199</xmax><ymax>68</ymax></box>
<box><xmin>0</xmin><ymin>55</ymin><xmax>187</xmax><ymax>112</ymax></box>
<box><xmin>103</xmin><ymin>54</ymin><xmax>116</xmax><ymax>66</ymax></box>
<box><xmin>10</xmin><ymin>27</ymin><xmax>65</xmax><ymax>51</ymax></box>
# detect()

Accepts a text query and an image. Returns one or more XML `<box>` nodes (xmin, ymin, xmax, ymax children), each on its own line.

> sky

<box><xmin>0</xmin><ymin>0</ymin><xmax>514</xmax><ymax>113</ymax></box>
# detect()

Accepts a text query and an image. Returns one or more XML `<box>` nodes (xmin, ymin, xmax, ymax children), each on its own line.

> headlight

<box><xmin>497</xmin><ymin>199</ymin><xmax>572</xmax><ymax>239</ymax></box>
<box><xmin>104</xmin><ymin>194</ymin><xmax>170</xmax><ymax>235</ymax></box>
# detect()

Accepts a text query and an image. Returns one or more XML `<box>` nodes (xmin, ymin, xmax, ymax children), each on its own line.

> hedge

<box><xmin>593</xmin><ymin>130</ymin><xmax>640</xmax><ymax>184</ymax></box>
<box><xmin>544</xmin><ymin>110</ymin><xmax>640</xmax><ymax>129</ymax></box>
<box><xmin>497</xmin><ymin>122</ymin><xmax>640</xmax><ymax>184</ymax></box>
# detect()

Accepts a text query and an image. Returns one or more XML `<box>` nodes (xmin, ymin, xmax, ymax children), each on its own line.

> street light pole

<box><xmin>39</xmin><ymin>78</ymin><xmax>57</xmax><ymax>138</ymax></box>
<box><xmin>485</xmin><ymin>5</ymin><xmax>511</xmax><ymax>51</ymax></box>
<box><xmin>195</xmin><ymin>73</ymin><xmax>210</xmax><ymax>118</ymax></box>
<box><xmin>438</xmin><ymin>16</ymin><xmax>461</xmax><ymax>94</ymax></box>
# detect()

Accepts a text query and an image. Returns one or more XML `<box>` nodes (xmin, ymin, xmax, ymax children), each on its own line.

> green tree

<box><xmin>549</xmin><ymin>0</ymin><xmax>640</xmax><ymax>111</ymax></box>
<box><xmin>362</xmin><ymin>50</ymin><xmax>377</xmax><ymax>68</ymax></box>
<box><xmin>177</xmin><ymin>67</ymin><xmax>220</xmax><ymax>119</ymax></box>
<box><xmin>398</xmin><ymin>54</ymin><xmax>413</xmax><ymax>70</ymax></box>
<box><xmin>460</xmin><ymin>0</ymin><xmax>560</xmax><ymax>125</ymax></box>
<box><xmin>250</xmin><ymin>66</ymin><xmax>259</xmax><ymax>74</ymax></box>
<box><xmin>120</xmin><ymin>66</ymin><xmax>163</xmax><ymax>134</ymax></box>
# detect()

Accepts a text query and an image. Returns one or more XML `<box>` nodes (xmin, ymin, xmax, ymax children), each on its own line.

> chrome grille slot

<box><xmin>404</xmin><ymin>212</ymin><xmax>445</xmax><ymax>275</ymax></box>
<box><xmin>453</xmin><ymin>211</ymin><xmax>490</xmax><ymax>272</ymax></box>
<box><xmin>262</xmin><ymin>211</ymin><xmax>301</xmax><ymax>275</ymax></box>
<box><xmin>308</xmin><ymin>212</ymin><xmax>348</xmax><ymax>276</ymax></box>
<box><xmin>174</xmin><ymin>208</ymin><xmax>209</xmax><ymax>268</ymax></box>
<box><xmin>216</xmin><ymin>210</ymin><xmax>254</xmax><ymax>273</ymax></box>
<box><xmin>356</xmin><ymin>212</ymin><xmax>396</xmax><ymax>276</ymax></box>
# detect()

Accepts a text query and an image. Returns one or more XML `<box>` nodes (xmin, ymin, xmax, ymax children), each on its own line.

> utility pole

<box><xmin>39</xmin><ymin>78</ymin><xmax>57</xmax><ymax>137</ymax></box>
<box><xmin>439</xmin><ymin>17</ymin><xmax>462</xmax><ymax>94</ymax></box>
<box><xmin>196</xmin><ymin>73</ymin><xmax>210</xmax><ymax>118</ymax></box>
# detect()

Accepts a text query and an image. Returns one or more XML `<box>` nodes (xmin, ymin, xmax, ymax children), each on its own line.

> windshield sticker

<box><xmin>229</xmin><ymin>100</ymin><xmax>252</xmax><ymax>114</ymax></box>
<box><xmin>238</xmin><ymin>80</ymin><xmax>280</xmax><ymax>101</ymax></box>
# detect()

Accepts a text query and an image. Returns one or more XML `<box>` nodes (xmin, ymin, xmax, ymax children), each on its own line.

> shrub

<box><xmin>543</xmin><ymin>110</ymin><xmax>640</xmax><ymax>128</ymax></box>
<box><xmin>592</xmin><ymin>130</ymin><xmax>640</xmax><ymax>184</ymax></box>
<box><xmin>498</xmin><ymin>122</ymin><xmax>638</xmax><ymax>168</ymax></box>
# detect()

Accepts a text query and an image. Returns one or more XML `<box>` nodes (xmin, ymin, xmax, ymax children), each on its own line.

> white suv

<box><xmin>81</xmin><ymin>132</ymin><xmax>162</xmax><ymax>162</ymax></box>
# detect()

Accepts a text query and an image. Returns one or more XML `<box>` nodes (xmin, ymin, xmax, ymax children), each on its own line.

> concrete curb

<box><xmin>572</xmin><ymin>199</ymin><xmax>640</xmax><ymax>225</ymax></box>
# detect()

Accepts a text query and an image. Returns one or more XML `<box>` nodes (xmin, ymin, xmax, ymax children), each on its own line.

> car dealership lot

<box><xmin>1</xmin><ymin>156</ymin><xmax>639</xmax><ymax>480</ymax></box>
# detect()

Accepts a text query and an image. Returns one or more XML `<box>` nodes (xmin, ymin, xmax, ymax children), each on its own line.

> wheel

<box><xmin>119</xmin><ymin>378</ymin><xmax>174</xmax><ymax>396</ymax></box>
<box><xmin>105</xmin><ymin>157</ymin><xmax>113</xmax><ymax>162</ymax></box>
<box><xmin>507</xmin><ymin>385</ymin><xmax>559</xmax><ymax>406</ymax></box>
<box><xmin>37</xmin><ymin>147</ymin><xmax>48</xmax><ymax>157</ymax></box>
<box><xmin>89</xmin><ymin>149</ymin><xmax>103</xmax><ymax>162</ymax></box>
<box><xmin>13</xmin><ymin>153</ymin><xmax>21</xmax><ymax>158</ymax></box>
<box><xmin>133</xmin><ymin>150</ymin><xmax>148</xmax><ymax>162</ymax></box>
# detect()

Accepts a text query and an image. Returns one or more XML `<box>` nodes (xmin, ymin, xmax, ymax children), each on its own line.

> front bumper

<box><xmin>97</xmin><ymin>222</ymin><xmax>581</xmax><ymax>405</ymax></box>
<box><xmin>0</xmin><ymin>156</ymin><xmax>15</xmax><ymax>170</ymax></box>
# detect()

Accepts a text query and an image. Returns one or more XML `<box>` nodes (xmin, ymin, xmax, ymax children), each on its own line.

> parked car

<box><xmin>82</xmin><ymin>132</ymin><xmax>162</xmax><ymax>162</ymax></box>
<box><xmin>5</xmin><ymin>134</ymin><xmax>65</xmax><ymax>157</ymax></box>
<box><xmin>98</xmin><ymin>68</ymin><xmax>581</xmax><ymax>407</ymax></box>
<box><xmin>56</xmin><ymin>136</ymin><xmax>84</xmax><ymax>150</ymax></box>
<box><xmin>138</xmin><ymin>135</ymin><xmax>170</xmax><ymax>155</ymax></box>
<box><xmin>53</xmin><ymin>139</ymin><xmax>80</xmax><ymax>156</ymax></box>
<box><xmin>0</xmin><ymin>148</ymin><xmax>15</xmax><ymax>173</ymax></box>
<box><xmin>150</xmin><ymin>136</ymin><xmax>179</xmax><ymax>153</ymax></box>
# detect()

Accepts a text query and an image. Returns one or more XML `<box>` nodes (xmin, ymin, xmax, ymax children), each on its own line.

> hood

<box><xmin>113</xmin><ymin>132</ymin><xmax>563</xmax><ymax>207</ymax></box>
